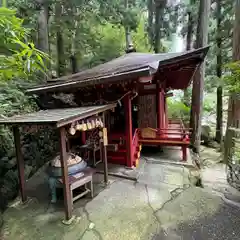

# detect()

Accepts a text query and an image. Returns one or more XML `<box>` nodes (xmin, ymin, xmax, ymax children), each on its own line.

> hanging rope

<box><xmin>79</xmin><ymin>91</ymin><xmax>132</xmax><ymax>107</ymax></box>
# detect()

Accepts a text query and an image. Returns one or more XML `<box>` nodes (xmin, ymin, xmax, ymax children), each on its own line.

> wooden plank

<box><xmin>13</xmin><ymin>126</ymin><xmax>27</xmax><ymax>202</ymax></box>
<box><xmin>59</xmin><ymin>127</ymin><xmax>72</xmax><ymax>220</ymax></box>
<box><xmin>103</xmin><ymin>128</ymin><xmax>108</xmax><ymax>146</ymax></box>
<box><xmin>139</xmin><ymin>139</ymin><xmax>189</xmax><ymax>146</ymax></box>
<box><xmin>138</xmin><ymin>95</ymin><xmax>157</xmax><ymax>128</ymax></box>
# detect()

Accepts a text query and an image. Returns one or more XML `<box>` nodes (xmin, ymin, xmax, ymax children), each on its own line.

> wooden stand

<box><xmin>57</xmin><ymin>168</ymin><xmax>95</xmax><ymax>204</ymax></box>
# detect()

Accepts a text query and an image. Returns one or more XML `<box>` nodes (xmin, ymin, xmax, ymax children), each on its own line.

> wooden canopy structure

<box><xmin>0</xmin><ymin>104</ymin><xmax>116</xmax><ymax>220</ymax></box>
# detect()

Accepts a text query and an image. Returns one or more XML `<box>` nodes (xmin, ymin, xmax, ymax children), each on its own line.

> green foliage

<box><xmin>0</xmin><ymin>7</ymin><xmax>49</xmax><ymax>81</ymax></box>
<box><xmin>0</xmin><ymin>80</ymin><xmax>37</xmax><ymax>157</ymax></box>
<box><xmin>178</xmin><ymin>0</ymin><xmax>234</xmax><ymax>93</ymax></box>
<box><xmin>81</xmin><ymin>23</ymin><xmax>125</xmax><ymax>67</ymax></box>
<box><xmin>98</xmin><ymin>0</ymin><xmax>141</xmax><ymax>31</ymax></box>
<box><xmin>223</xmin><ymin>61</ymin><xmax>240</xmax><ymax>93</ymax></box>
<box><xmin>0</xmin><ymin>7</ymin><xmax>48</xmax><ymax>157</ymax></box>
<box><xmin>132</xmin><ymin>17</ymin><xmax>151</xmax><ymax>52</ymax></box>
<box><xmin>168</xmin><ymin>93</ymin><xmax>216</xmax><ymax>123</ymax></box>
<box><xmin>167</xmin><ymin>98</ymin><xmax>190</xmax><ymax>121</ymax></box>
<box><xmin>0</xmin><ymin>97</ymin><xmax>35</xmax><ymax>157</ymax></box>
<box><xmin>203</xmin><ymin>96</ymin><xmax>215</xmax><ymax>114</ymax></box>
<box><xmin>206</xmin><ymin>0</ymin><xmax>233</xmax><ymax>80</ymax></box>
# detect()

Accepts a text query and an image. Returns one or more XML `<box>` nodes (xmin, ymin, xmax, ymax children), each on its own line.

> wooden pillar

<box><xmin>182</xmin><ymin>146</ymin><xmax>187</xmax><ymax>162</ymax></box>
<box><xmin>102</xmin><ymin>114</ymin><xmax>108</xmax><ymax>184</ymax></box>
<box><xmin>13</xmin><ymin>126</ymin><xmax>27</xmax><ymax>202</ymax></box>
<box><xmin>160</xmin><ymin>90</ymin><xmax>164</xmax><ymax>129</ymax></box>
<box><xmin>156</xmin><ymin>83</ymin><xmax>161</xmax><ymax>130</ymax></box>
<box><xmin>81</xmin><ymin>132</ymin><xmax>86</xmax><ymax>144</ymax></box>
<box><xmin>124</xmin><ymin>94</ymin><xmax>133</xmax><ymax>167</ymax></box>
<box><xmin>59</xmin><ymin>127</ymin><xmax>72</xmax><ymax>220</ymax></box>
<box><xmin>164</xmin><ymin>96</ymin><xmax>167</xmax><ymax>127</ymax></box>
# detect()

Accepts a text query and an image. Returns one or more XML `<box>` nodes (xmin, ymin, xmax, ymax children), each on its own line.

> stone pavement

<box><xmin>1</xmin><ymin>147</ymin><xmax>240</xmax><ymax>240</ymax></box>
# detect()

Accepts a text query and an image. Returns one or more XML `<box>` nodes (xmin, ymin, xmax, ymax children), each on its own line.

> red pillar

<box><xmin>165</xmin><ymin>95</ymin><xmax>168</xmax><ymax>127</ymax></box>
<box><xmin>161</xmin><ymin>89</ymin><xmax>165</xmax><ymax>129</ymax></box>
<box><xmin>81</xmin><ymin>132</ymin><xmax>86</xmax><ymax>144</ymax></box>
<box><xmin>156</xmin><ymin>83</ymin><xmax>161</xmax><ymax>130</ymax></box>
<box><xmin>124</xmin><ymin>94</ymin><xmax>133</xmax><ymax>167</ymax></box>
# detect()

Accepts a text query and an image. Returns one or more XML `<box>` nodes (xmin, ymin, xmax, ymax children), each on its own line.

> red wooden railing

<box><xmin>131</xmin><ymin>129</ymin><xmax>141</xmax><ymax>167</ymax></box>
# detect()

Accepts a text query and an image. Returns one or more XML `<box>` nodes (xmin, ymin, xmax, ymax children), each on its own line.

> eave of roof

<box><xmin>0</xmin><ymin>104</ymin><xmax>116</xmax><ymax>128</ymax></box>
<box><xmin>26</xmin><ymin>46</ymin><xmax>209</xmax><ymax>94</ymax></box>
<box><xmin>27</xmin><ymin>67</ymin><xmax>151</xmax><ymax>94</ymax></box>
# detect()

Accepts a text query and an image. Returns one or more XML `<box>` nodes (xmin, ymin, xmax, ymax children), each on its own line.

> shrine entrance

<box><xmin>138</xmin><ymin>95</ymin><xmax>157</xmax><ymax>129</ymax></box>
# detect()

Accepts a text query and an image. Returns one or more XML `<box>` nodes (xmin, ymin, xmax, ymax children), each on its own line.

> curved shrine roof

<box><xmin>27</xmin><ymin>46</ymin><xmax>209</xmax><ymax>94</ymax></box>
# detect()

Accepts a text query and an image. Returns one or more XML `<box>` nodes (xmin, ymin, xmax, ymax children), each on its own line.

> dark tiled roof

<box><xmin>48</xmin><ymin>51</ymin><xmax>182</xmax><ymax>83</ymax></box>
<box><xmin>27</xmin><ymin>47</ymin><xmax>209</xmax><ymax>94</ymax></box>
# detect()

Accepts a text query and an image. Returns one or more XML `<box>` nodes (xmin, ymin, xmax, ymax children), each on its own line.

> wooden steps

<box><xmin>139</xmin><ymin>139</ymin><xmax>189</xmax><ymax>146</ymax></box>
<box><xmin>107</xmin><ymin>130</ymin><xmax>142</xmax><ymax>167</ymax></box>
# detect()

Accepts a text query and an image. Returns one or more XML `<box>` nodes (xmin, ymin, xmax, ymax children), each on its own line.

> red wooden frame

<box><xmin>124</xmin><ymin>94</ymin><xmax>134</xmax><ymax>167</ymax></box>
<box><xmin>105</xmin><ymin>85</ymin><xmax>192</xmax><ymax>165</ymax></box>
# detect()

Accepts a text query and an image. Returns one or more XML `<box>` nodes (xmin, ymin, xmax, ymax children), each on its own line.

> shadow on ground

<box><xmin>150</xmin><ymin>184</ymin><xmax>240</xmax><ymax>240</ymax></box>
<box><xmin>153</xmin><ymin>199</ymin><xmax>240</xmax><ymax>240</ymax></box>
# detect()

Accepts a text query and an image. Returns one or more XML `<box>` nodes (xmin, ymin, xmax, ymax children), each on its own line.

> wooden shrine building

<box><xmin>27</xmin><ymin>46</ymin><xmax>209</xmax><ymax>168</ymax></box>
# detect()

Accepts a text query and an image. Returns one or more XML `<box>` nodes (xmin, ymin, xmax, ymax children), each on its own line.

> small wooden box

<box><xmin>141</xmin><ymin>127</ymin><xmax>157</xmax><ymax>139</ymax></box>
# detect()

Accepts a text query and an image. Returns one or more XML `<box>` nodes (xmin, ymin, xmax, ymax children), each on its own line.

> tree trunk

<box><xmin>215</xmin><ymin>0</ymin><xmax>223</xmax><ymax>143</ymax></box>
<box><xmin>186</xmin><ymin>11</ymin><xmax>193</xmax><ymax>51</ymax></box>
<box><xmin>183</xmin><ymin>8</ymin><xmax>194</xmax><ymax>107</ymax></box>
<box><xmin>147</xmin><ymin>0</ymin><xmax>154</xmax><ymax>48</ymax></box>
<box><xmin>225</xmin><ymin>0</ymin><xmax>240</xmax><ymax>132</ymax></box>
<box><xmin>70</xmin><ymin>55</ymin><xmax>78</xmax><ymax>74</ymax></box>
<box><xmin>232</xmin><ymin>0</ymin><xmax>240</xmax><ymax>63</ymax></box>
<box><xmin>154</xmin><ymin>0</ymin><xmax>166</xmax><ymax>53</ymax></box>
<box><xmin>56</xmin><ymin>31</ymin><xmax>65</xmax><ymax>77</ymax></box>
<box><xmin>124</xmin><ymin>0</ymin><xmax>133</xmax><ymax>52</ymax></box>
<box><xmin>69</xmin><ymin>6</ymin><xmax>79</xmax><ymax>74</ymax></box>
<box><xmin>37</xmin><ymin>0</ymin><xmax>49</xmax><ymax>81</ymax></box>
<box><xmin>55</xmin><ymin>3</ymin><xmax>65</xmax><ymax>77</ymax></box>
<box><xmin>190</xmin><ymin>0</ymin><xmax>210</xmax><ymax>153</ymax></box>
<box><xmin>37</xmin><ymin>1</ymin><xmax>49</xmax><ymax>54</ymax></box>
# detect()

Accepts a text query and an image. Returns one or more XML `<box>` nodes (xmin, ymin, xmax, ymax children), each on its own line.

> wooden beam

<box><xmin>138</xmin><ymin>89</ymin><xmax>158</xmax><ymax>96</ymax></box>
<box><xmin>156</xmin><ymin>83</ymin><xmax>161</xmax><ymax>129</ymax></box>
<box><xmin>59</xmin><ymin>127</ymin><xmax>72</xmax><ymax>220</ymax></box>
<box><xmin>124</xmin><ymin>94</ymin><xmax>133</xmax><ymax>167</ymax></box>
<box><xmin>102</xmin><ymin>113</ymin><xmax>108</xmax><ymax>184</ymax></box>
<box><xmin>165</xmin><ymin>92</ymin><xmax>174</xmax><ymax>98</ymax></box>
<box><xmin>13</xmin><ymin>126</ymin><xmax>27</xmax><ymax>202</ymax></box>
